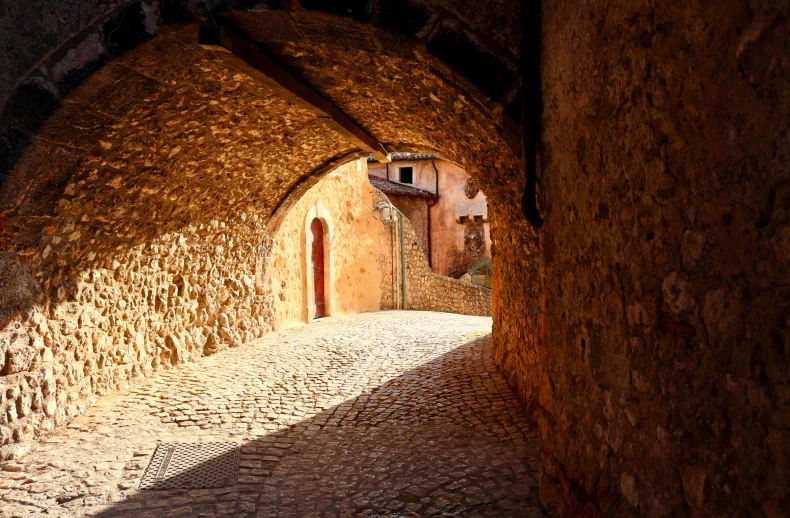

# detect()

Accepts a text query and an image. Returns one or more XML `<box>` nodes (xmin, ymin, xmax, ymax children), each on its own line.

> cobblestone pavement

<box><xmin>0</xmin><ymin>312</ymin><xmax>541</xmax><ymax>517</ymax></box>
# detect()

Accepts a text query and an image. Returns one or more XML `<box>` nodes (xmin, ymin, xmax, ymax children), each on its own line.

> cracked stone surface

<box><xmin>0</xmin><ymin>311</ymin><xmax>541</xmax><ymax>517</ymax></box>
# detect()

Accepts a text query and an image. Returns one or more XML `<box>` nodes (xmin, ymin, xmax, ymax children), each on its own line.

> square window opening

<box><xmin>399</xmin><ymin>167</ymin><xmax>413</xmax><ymax>184</ymax></box>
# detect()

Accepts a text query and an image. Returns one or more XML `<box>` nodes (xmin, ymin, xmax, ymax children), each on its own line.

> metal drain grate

<box><xmin>139</xmin><ymin>443</ymin><xmax>239</xmax><ymax>490</ymax></box>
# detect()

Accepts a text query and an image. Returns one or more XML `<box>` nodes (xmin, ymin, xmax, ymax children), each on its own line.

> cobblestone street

<box><xmin>0</xmin><ymin>312</ymin><xmax>540</xmax><ymax>517</ymax></box>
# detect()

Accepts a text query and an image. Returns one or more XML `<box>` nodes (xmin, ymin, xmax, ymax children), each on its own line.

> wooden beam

<box><xmin>202</xmin><ymin>25</ymin><xmax>390</xmax><ymax>163</ymax></box>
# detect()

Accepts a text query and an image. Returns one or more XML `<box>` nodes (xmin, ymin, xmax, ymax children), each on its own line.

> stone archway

<box><xmin>3</xmin><ymin>2</ymin><xmax>784</xmax><ymax>516</ymax></box>
<box><xmin>0</xmin><ymin>17</ymin><xmax>538</xmax><ymax>464</ymax></box>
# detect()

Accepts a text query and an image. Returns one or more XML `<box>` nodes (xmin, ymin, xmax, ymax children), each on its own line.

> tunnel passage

<box><xmin>2</xmin><ymin>1</ymin><xmax>789</xmax><ymax>517</ymax></box>
<box><xmin>0</xmin><ymin>10</ymin><xmax>539</xmax><ymax>470</ymax></box>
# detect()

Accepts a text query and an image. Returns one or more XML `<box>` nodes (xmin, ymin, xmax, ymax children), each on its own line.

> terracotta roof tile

<box><xmin>368</xmin><ymin>175</ymin><xmax>438</xmax><ymax>199</ymax></box>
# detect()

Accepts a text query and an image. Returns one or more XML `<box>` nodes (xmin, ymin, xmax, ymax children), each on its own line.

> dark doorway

<box><xmin>311</xmin><ymin>218</ymin><xmax>326</xmax><ymax>318</ymax></box>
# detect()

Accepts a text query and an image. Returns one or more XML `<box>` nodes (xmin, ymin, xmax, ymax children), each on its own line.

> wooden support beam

<box><xmin>202</xmin><ymin>25</ymin><xmax>390</xmax><ymax>163</ymax></box>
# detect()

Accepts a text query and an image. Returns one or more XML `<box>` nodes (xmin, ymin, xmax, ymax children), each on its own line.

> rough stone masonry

<box><xmin>0</xmin><ymin>16</ymin><xmax>520</xmax><ymax>465</ymax></box>
<box><xmin>0</xmin><ymin>1</ymin><xmax>788</xmax><ymax>516</ymax></box>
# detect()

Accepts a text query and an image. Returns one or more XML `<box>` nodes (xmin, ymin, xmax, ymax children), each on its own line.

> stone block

<box><xmin>679</xmin><ymin>465</ymin><xmax>707</xmax><ymax>508</ymax></box>
<box><xmin>620</xmin><ymin>472</ymin><xmax>639</xmax><ymax>508</ymax></box>
<box><xmin>602</xmin><ymin>354</ymin><xmax>630</xmax><ymax>391</ymax></box>
<box><xmin>203</xmin><ymin>333</ymin><xmax>222</xmax><ymax>356</ymax></box>
<box><xmin>3</xmin><ymin>339</ymin><xmax>35</xmax><ymax>375</ymax></box>
<box><xmin>702</xmin><ymin>288</ymin><xmax>744</xmax><ymax>347</ymax></box>
<box><xmin>43</xmin><ymin>398</ymin><xmax>57</xmax><ymax>417</ymax></box>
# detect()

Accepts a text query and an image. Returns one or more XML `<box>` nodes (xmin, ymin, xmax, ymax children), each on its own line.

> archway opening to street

<box><xmin>0</xmin><ymin>10</ymin><xmax>538</xmax><ymax>467</ymax></box>
<box><xmin>367</xmin><ymin>152</ymin><xmax>494</xmax><ymax>286</ymax></box>
<box><xmin>3</xmin><ymin>1</ymin><xmax>781</xmax><ymax>516</ymax></box>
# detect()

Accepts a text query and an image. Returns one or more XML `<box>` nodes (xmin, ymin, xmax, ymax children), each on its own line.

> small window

<box><xmin>399</xmin><ymin>167</ymin><xmax>413</xmax><ymax>184</ymax></box>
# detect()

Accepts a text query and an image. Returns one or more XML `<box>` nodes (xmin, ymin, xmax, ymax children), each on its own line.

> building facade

<box><xmin>368</xmin><ymin>153</ymin><xmax>491</xmax><ymax>278</ymax></box>
<box><xmin>265</xmin><ymin>158</ymin><xmax>492</xmax><ymax>331</ymax></box>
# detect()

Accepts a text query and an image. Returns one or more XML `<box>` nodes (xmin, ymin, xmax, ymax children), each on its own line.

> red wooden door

<box><xmin>311</xmin><ymin>218</ymin><xmax>326</xmax><ymax>318</ymax></box>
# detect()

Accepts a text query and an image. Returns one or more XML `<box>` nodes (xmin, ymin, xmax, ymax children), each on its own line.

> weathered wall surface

<box><xmin>377</xmin><ymin>191</ymin><xmax>492</xmax><ymax>317</ymax></box>
<box><xmin>386</xmin><ymin>194</ymin><xmax>431</xmax><ymax>262</ymax></box>
<box><xmin>538</xmin><ymin>0</ymin><xmax>789</xmax><ymax>515</ymax></box>
<box><xmin>430</xmin><ymin>160</ymin><xmax>492</xmax><ymax>278</ymax></box>
<box><xmin>0</xmin><ymin>26</ymin><xmax>356</xmax><ymax>460</ymax></box>
<box><xmin>267</xmin><ymin>159</ymin><xmax>383</xmax><ymax>330</ymax></box>
<box><xmin>1</xmin><ymin>9</ymin><xmax>525</xmax><ymax>461</ymax></box>
<box><xmin>490</xmin><ymin>204</ymin><xmax>541</xmax><ymax>420</ymax></box>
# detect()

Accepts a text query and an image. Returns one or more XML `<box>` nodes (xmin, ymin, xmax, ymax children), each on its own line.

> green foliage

<box><xmin>469</xmin><ymin>259</ymin><xmax>492</xmax><ymax>275</ymax></box>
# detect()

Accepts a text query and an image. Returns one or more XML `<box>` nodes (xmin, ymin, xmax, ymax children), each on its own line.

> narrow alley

<box><xmin>3</xmin><ymin>1</ymin><xmax>786</xmax><ymax>514</ymax></box>
<box><xmin>0</xmin><ymin>312</ymin><xmax>540</xmax><ymax>517</ymax></box>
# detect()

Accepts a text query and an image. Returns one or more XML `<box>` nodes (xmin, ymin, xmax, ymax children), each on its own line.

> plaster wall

<box><xmin>431</xmin><ymin>160</ymin><xmax>491</xmax><ymax>278</ymax></box>
<box><xmin>267</xmin><ymin>159</ymin><xmax>383</xmax><ymax>331</ymax></box>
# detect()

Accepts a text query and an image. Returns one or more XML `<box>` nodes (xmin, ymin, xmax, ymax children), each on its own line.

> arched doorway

<box><xmin>310</xmin><ymin>217</ymin><xmax>326</xmax><ymax>318</ymax></box>
<box><xmin>303</xmin><ymin>203</ymin><xmax>334</xmax><ymax>322</ymax></box>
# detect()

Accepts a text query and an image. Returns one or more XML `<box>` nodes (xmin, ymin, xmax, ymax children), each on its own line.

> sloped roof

<box><xmin>368</xmin><ymin>175</ymin><xmax>438</xmax><ymax>199</ymax></box>
<box><xmin>367</xmin><ymin>152</ymin><xmax>437</xmax><ymax>162</ymax></box>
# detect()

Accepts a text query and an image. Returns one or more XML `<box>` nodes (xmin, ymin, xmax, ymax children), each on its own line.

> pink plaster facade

<box><xmin>368</xmin><ymin>158</ymin><xmax>491</xmax><ymax>278</ymax></box>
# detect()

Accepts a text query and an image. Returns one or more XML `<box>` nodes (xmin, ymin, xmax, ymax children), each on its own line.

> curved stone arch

<box><xmin>1</xmin><ymin>1</ymin><xmax>523</xmax><ymax>182</ymax></box>
<box><xmin>0</xmin><ymin>14</ymin><xmax>539</xmax><ymax>466</ymax></box>
<box><xmin>0</xmin><ymin>18</ymin><xmax>532</xmax><ymax>317</ymax></box>
<box><xmin>1</xmin><ymin>14</ymin><xmax>528</xmax><ymax>254</ymax></box>
<box><xmin>253</xmin><ymin>151</ymin><xmax>364</xmax><ymax>294</ymax></box>
<box><xmin>303</xmin><ymin>201</ymin><xmax>334</xmax><ymax>321</ymax></box>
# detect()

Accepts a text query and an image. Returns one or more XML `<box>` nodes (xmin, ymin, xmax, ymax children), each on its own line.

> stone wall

<box><xmin>5</xmin><ymin>4</ymin><xmax>785</xmax><ymax>517</ymax></box>
<box><xmin>377</xmin><ymin>190</ymin><xmax>491</xmax><ymax>317</ymax></box>
<box><xmin>0</xmin><ymin>26</ymin><xmax>356</xmax><ymax>460</ymax></box>
<box><xmin>537</xmin><ymin>1</ymin><xmax>790</xmax><ymax>515</ymax></box>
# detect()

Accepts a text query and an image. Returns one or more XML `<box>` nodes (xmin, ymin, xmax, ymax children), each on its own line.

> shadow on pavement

<box><xmin>81</xmin><ymin>335</ymin><xmax>543</xmax><ymax>517</ymax></box>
